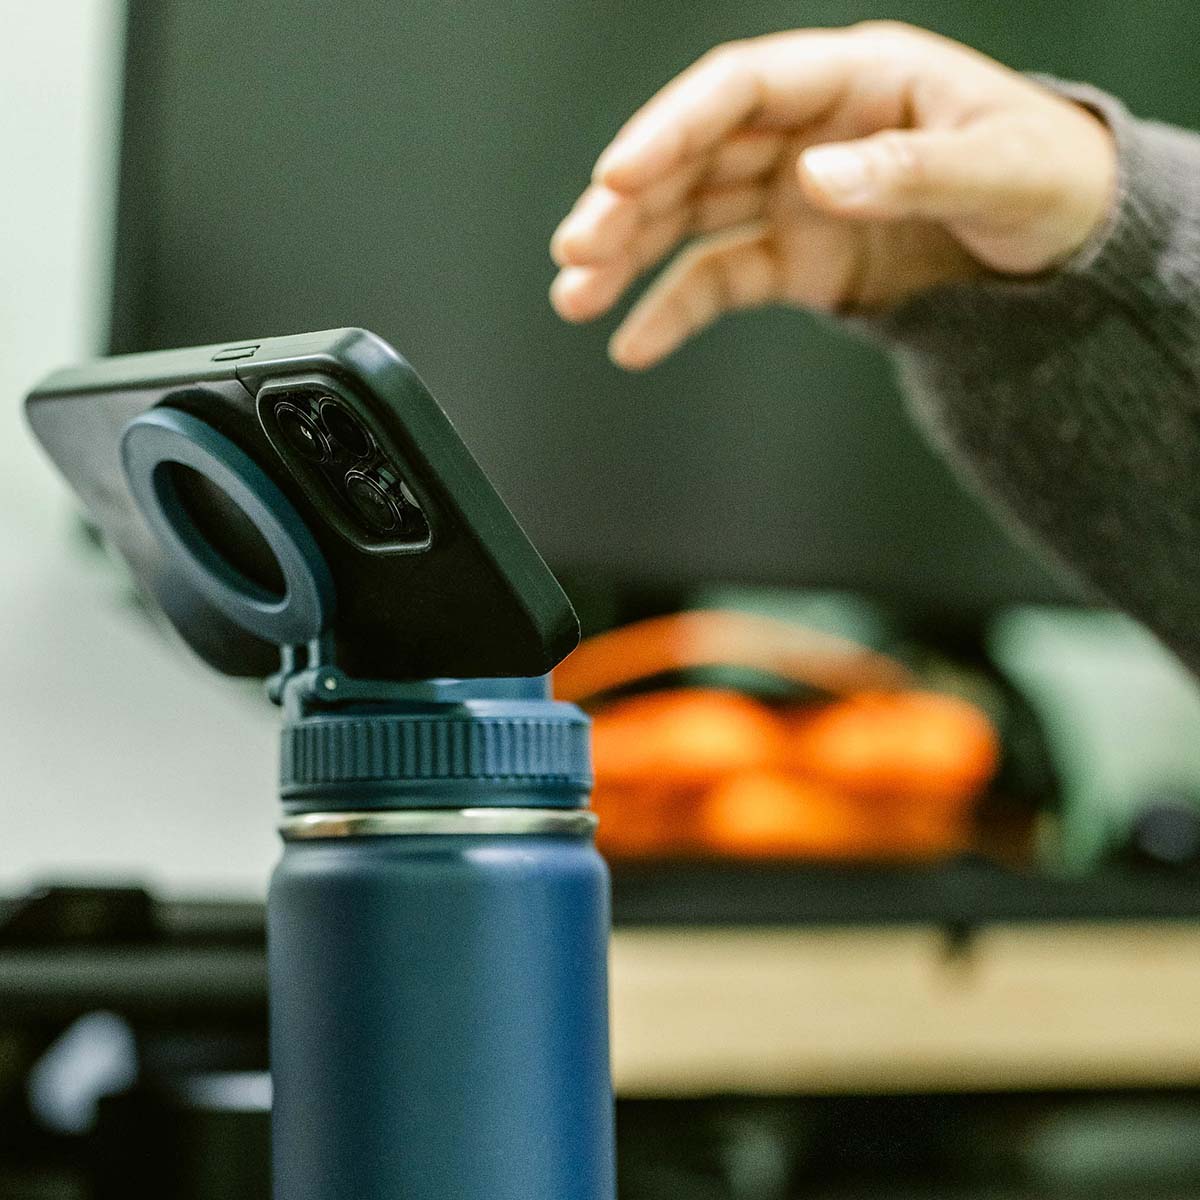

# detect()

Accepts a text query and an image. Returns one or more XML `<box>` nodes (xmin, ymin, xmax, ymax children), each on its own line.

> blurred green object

<box><xmin>991</xmin><ymin>607</ymin><xmax>1200</xmax><ymax>871</ymax></box>
<box><xmin>695</xmin><ymin>586</ymin><xmax>898</xmax><ymax>653</ymax></box>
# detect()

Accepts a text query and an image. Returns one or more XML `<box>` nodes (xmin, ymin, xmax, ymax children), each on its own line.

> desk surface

<box><xmin>606</xmin><ymin>862</ymin><xmax>1200</xmax><ymax>1096</ymax></box>
<box><xmin>611</xmin><ymin>921</ymin><xmax>1200</xmax><ymax>1096</ymax></box>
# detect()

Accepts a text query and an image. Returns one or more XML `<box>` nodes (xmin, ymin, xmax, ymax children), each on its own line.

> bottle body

<box><xmin>268</xmin><ymin>812</ymin><xmax>614</xmax><ymax>1200</ymax></box>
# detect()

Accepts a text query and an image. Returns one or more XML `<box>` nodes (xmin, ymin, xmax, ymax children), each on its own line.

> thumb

<box><xmin>797</xmin><ymin>125</ymin><xmax>1023</xmax><ymax>223</ymax></box>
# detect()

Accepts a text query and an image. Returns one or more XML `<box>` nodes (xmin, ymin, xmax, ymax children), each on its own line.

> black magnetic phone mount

<box><xmin>120</xmin><ymin>406</ymin><xmax>542</xmax><ymax>719</ymax></box>
<box><xmin>122</xmin><ymin>407</ymin><xmax>334</xmax><ymax>649</ymax></box>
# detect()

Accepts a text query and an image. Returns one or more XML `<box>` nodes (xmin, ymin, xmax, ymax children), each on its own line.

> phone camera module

<box><xmin>260</xmin><ymin>381</ymin><xmax>428</xmax><ymax>548</ymax></box>
<box><xmin>275</xmin><ymin>401</ymin><xmax>330</xmax><ymax>463</ymax></box>
<box><xmin>345</xmin><ymin>470</ymin><xmax>404</xmax><ymax>534</ymax></box>
<box><xmin>319</xmin><ymin>397</ymin><xmax>373</xmax><ymax>458</ymax></box>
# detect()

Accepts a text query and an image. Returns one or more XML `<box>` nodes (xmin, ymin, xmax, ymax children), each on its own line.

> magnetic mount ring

<box><xmin>120</xmin><ymin>406</ymin><xmax>335</xmax><ymax>646</ymax></box>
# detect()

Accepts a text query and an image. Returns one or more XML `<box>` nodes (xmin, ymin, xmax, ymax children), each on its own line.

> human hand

<box><xmin>549</xmin><ymin>22</ymin><xmax>1116</xmax><ymax>369</ymax></box>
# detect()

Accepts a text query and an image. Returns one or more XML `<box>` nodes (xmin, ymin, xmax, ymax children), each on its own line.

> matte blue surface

<box><xmin>269</xmin><ymin>831</ymin><xmax>614</xmax><ymax>1200</ymax></box>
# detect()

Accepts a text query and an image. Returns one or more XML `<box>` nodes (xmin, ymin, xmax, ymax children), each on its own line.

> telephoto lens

<box><xmin>345</xmin><ymin>470</ymin><xmax>401</xmax><ymax>533</ymax></box>
<box><xmin>319</xmin><ymin>397</ymin><xmax>373</xmax><ymax>458</ymax></box>
<box><xmin>274</xmin><ymin>402</ymin><xmax>329</xmax><ymax>463</ymax></box>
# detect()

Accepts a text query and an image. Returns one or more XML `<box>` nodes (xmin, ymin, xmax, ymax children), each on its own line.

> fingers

<box><xmin>694</xmin><ymin>183</ymin><xmax>769</xmax><ymax>232</ymax></box>
<box><xmin>592</xmin><ymin>45</ymin><xmax>763</xmax><ymax>192</ymax></box>
<box><xmin>797</xmin><ymin>123</ymin><xmax>1038</xmax><ymax>224</ymax></box>
<box><xmin>551</xmin><ymin>159</ymin><xmax>706</xmax><ymax>268</ymax></box>
<box><xmin>800</xmin><ymin>110</ymin><xmax>1119</xmax><ymax>273</ymax></box>
<box><xmin>593</xmin><ymin>32</ymin><xmax>856</xmax><ymax>192</ymax></box>
<box><xmin>550</xmin><ymin>182</ymin><xmax>774</xmax><ymax>323</ymax></box>
<box><xmin>550</xmin><ymin>208</ymin><xmax>693</xmax><ymax>322</ymax></box>
<box><xmin>552</xmin><ymin>132</ymin><xmax>784</xmax><ymax>268</ymax></box>
<box><xmin>549</xmin><ymin>263</ymin><xmax>633</xmax><ymax>325</ymax></box>
<box><xmin>550</xmin><ymin>127</ymin><xmax>788</xmax><ymax>323</ymax></box>
<box><xmin>608</xmin><ymin>225</ymin><xmax>782</xmax><ymax>370</ymax></box>
<box><xmin>549</xmin><ymin>186</ymin><xmax>640</xmax><ymax>266</ymax></box>
<box><xmin>709</xmin><ymin>130</ymin><xmax>787</xmax><ymax>186</ymax></box>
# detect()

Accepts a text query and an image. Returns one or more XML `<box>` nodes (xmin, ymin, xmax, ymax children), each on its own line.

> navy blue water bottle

<box><xmin>268</xmin><ymin>669</ymin><xmax>614</xmax><ymax>1200</ymax></box>
<box><xmin>25</xmin><ymin>331</ymin><xmax>614</xmax><ymax>1200</ymax></box>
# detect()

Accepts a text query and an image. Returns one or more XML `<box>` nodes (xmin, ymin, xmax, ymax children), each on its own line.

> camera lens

<box><xmin>319</xmin><ymin>397</ymin><xmax>373</xmax><ymax>458</ymax></box>
<box><xmin>275</xmin><ymin>402</ymin><xmax>329</xmax><ymax>463</ymax></box>
<box><xmin>345</xmin><ymin>471</ymin><xmax>401</xmax><ymax>534</ymax></box>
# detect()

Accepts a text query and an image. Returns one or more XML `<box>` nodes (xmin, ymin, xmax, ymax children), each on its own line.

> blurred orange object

<box><xmin>591</xmin><ymin>784</ymin><xmax>701</xmax><ymax>859</ymax></box>
<box><xmin>699</xmin><ymin>771</ymin><xmax>873</xmax><ymax>859</ymax></box>
<box><xmin>554</xmin><ymin>610</ymin><xmax>911</xmax><ymax>704</ymax></box>
<box><xmin>590</xmin><ymin>688</ymin><xmax>786</xmax><ymax>787</ymax></box>
<box><xmin>560</xmin><ymin>612</ymin><xmax>1002</xmax><ymax>864</ymax></box>
<box><xmin>789</xmin><ymin>690</ymin><xmax>1000</xmax><ymax>809</ymax></box>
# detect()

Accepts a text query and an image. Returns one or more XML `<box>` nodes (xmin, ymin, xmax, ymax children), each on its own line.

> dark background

<box><xmin>112</xmin><ymin>0</ymin><xmax>1195</xmax><ymax>623</ymax></box>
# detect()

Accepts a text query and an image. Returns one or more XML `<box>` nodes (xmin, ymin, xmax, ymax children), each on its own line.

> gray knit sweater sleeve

<box><xmin>862</xmin><ymin>81</ymin><xmax>1200</xmax><ymax>674</ymax></box>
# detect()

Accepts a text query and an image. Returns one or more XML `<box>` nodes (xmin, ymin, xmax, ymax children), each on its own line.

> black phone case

<box><xmin>25</xmin><ymin>328</ymin><xmax>578</xmax><ymax>681</ymax></box>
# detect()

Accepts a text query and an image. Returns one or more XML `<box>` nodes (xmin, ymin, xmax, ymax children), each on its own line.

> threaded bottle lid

<box><xmin>280</xmin><ymin>698</ymin><xmax>592</xmax><ymax>809</ymax></box>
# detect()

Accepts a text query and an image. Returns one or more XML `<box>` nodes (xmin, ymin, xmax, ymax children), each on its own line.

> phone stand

<box><xmin>120</xmin><ymin>408</ymin><xmax>615</xmax><ymax>1200</ymax></box>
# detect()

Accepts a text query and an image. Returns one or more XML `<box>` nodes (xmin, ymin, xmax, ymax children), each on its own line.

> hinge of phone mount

<box><xmin>268</xmin><ymin>637</ymin><xmax>549</xmax><ymax>719</ymax></box>
<box><xmin>268</xmin><ymin>635</ymin><xmax>404</xmax><ymax>718</ymax></box>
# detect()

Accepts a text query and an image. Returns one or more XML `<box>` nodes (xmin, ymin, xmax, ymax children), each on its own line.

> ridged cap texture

<box><xmin>281</xmin><ymin>703</ymin><xmax>592</xmax><ymax>802</ymax></box>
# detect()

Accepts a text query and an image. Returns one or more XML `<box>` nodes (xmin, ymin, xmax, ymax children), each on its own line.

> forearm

<box><xmin>862</xmin><ymin>82</ymin><xmax>1200</xmax><ymax>673</ymax></box>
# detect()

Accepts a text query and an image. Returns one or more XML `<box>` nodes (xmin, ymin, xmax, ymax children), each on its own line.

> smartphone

<box><xmin>25</xmin><ymin>328</ymin><xmax>579</xmax><ymax>681</ymax></box>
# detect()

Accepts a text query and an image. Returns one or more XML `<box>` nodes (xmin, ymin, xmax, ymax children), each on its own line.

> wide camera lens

<box><xmin>319</xmin><ymin>397</ymin><xmax>373</xmax><ymax>458</ymax></box>
<box><xmin>345</xmin><ymin>471</ymin><xmax>400</xmax><ymax>533</ymax></box>
<box><xmin>275</xmin><ymin>402</ymin><xmax>329</xmax><ymax>463</ymax></box>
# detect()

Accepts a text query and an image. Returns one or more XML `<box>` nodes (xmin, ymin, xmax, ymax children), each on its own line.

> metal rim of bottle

<box><xmin>279</xmin><ymin>807</ymin><xmax>599</xmax><ymax>840</ymax></box>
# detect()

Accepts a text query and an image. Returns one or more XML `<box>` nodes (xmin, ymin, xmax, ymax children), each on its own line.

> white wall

<box><xmin>0</xmin><ymin>0</ymin><xmax>278</xmax><ymax>898</ymax></box>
